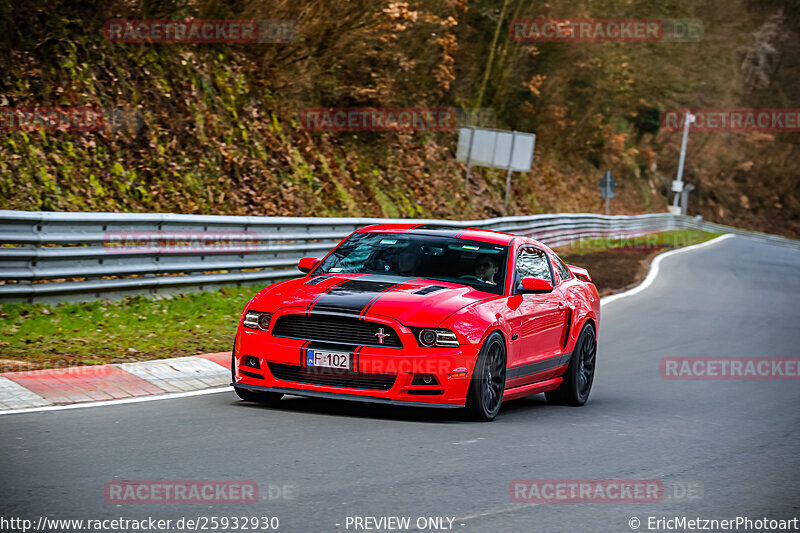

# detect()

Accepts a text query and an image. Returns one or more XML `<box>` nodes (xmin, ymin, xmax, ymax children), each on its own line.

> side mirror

<box><xmin>519</xmin><ymin>277</ymin><xmax>554</xmax><ymax>294</ymax></box>
<box><xmin>298</xmin><ymin>257</ymin><xmax>321</xmax><ymax>274</ymax></box>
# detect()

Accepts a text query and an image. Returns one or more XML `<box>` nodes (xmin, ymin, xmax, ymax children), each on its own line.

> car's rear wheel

<box><xmin>546</xmin><ymin>322</ymin><xmax>596</xmax><ymax>406</ymax></box>
<box><xmin>465</xmin><ymin>331</ymin><xmax>507</xmax><ymax>422</ymax></box>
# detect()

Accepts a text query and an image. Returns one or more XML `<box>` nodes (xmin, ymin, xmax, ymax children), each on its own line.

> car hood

<box><xmin>253</xmin><ymin>273</ymin><xmax>498</xmax><ymax>326</ymax></box>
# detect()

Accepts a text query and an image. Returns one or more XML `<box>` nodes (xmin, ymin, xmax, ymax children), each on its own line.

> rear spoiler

<box><xmin>567</xmin><ymin>264</ymin><xmax>592</xmax><ymax>282</ymax></box>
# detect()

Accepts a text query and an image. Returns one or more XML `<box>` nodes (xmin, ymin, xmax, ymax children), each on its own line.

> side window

<box><xmin>553</xmin><ymin>253</ymin><xmax>572</xmax><ymax>282</ymax></box>
<box><xmin>515</xmin><ymin>247</ymin><xmax>552</xmax><ymax>285</ymax></box>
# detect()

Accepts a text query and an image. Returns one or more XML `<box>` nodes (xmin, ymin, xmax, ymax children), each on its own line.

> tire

<box><xmin>234</xmin><ymin>386</ymin><xmax>283</xmax><ymax>405</ymax></box>
<box><xmin>464</xmin><ymin>331</ymin><xmax>507</xmax><ymax>422</ymax></box>
<box><xmin>546</xmin><ymin>322</ymin><xmax>596</xmax><ymax>406</ymax></box>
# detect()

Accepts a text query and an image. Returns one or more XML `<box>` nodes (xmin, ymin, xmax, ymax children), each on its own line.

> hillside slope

<box><xmin>1</xmin><ymin>0</ymin><xmax>797</xmax><ymax>236</ymax></box>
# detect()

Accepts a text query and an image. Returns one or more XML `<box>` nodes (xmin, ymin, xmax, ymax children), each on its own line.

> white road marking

<box><xmin>454</xmin><ymin>502</ymin><xmax>542</xmax><ymax>523</ymax></box>
<box><xmin>0</xmin><ymin>387</ymin><xmax>232</xmax><ymax>416</ymax></box>
<box><xmin>600</xmin><ymin>234</ymin><xmax>733</xmax><ymax>307</ymax></box>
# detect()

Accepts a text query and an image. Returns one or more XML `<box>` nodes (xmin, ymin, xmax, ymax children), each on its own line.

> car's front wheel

<box><xmin>465</xmin><ymin>331</ymin><xmax>507</xmax><ymax>422</ymax></box>
<box><xmin>546</xmin><ymin>322</ymin><xmax>596</xmax><ymax>406</ymax></box>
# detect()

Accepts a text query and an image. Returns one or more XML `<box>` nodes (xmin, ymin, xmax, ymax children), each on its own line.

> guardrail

<box><xmin>1</xmin><ymin>210</ymin><xmax>797</xmax><ymax>303</ymax></box>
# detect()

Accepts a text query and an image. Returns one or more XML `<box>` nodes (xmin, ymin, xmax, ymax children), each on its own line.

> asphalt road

<box><xmin>2</xmin><ymin>235</ymin><xmax>799</xmax><ymax>533</ymax></box>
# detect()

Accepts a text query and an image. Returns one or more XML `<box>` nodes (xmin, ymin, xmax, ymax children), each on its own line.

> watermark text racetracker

<box><xmin>661</xmin><ymin>109</ymin><xmax>800</xmax><ymax>132</ymax></box>
<box><xmin>104</xmin><ymin>480</ymin><xmax>258</xmax><ymax>504</ymax></box>
<box><xmin>104</xmin><ymin>19</ymin><xmax>298</xmax><ymax>43</ymax></box>
<box><xmin>509</xmin><ymin>18</ymin><xmax>703</xmax><ymax>42</ymax></box>
<box><xmin>103</xmin><ymin>480</ymin><xmax>296</xmax><ymax>504</ymax></box>
<box><xmin>561</xmin><ymin>231</ymin><xmax>689</xmax><ymax>253</ymax></box>
<box><xmin>511</xmin><ymin>480</ymin><xmax>703</xmax><ymax>504</ymax></box>
<box><xmin>300</xmin><ymin>107</ymin><xmax>496</xmax><ymax>131</ymax></box>
<box><xmin>301</xmin><ymin>108</ymin><xmax>455</xmax><ymax>132</ymax></box>
<box><xmin>661</xmin><ymin>357</ymin><xmax>800</xmax><ymax>380</ymax></box>
<box><xmin>510</xmin><ymin>480</ymin><xmax>663</xmax><ymax>503</ymax></box>
<box><xmin>103</xmin><ymin>230</ymin><xmax>264</xmax><ymax>254</ymax></box>
<box><xmin>0</xmin><ymin>107</ymin><xmax>142</xmax><ymax>133</ymax></box>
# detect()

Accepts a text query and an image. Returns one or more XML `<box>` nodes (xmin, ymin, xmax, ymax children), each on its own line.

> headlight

<box><xmin>243</xmin><ymin>311</ymin><xmax>272</xmax><ymax>331</ymax></box>
<box><xmin>416</xmin><ymin>328</ymin><xmax>459</xmax><ymax>348</ymax></box>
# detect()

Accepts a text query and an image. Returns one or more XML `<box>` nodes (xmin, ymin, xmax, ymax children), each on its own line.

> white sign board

<box><xmin>456</xmin><ymin>128</ymin><xmax>535</xmax><ymax>172</ymax></box>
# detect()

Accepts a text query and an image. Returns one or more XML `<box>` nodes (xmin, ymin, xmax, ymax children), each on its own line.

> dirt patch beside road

<box><xmin>560</xmin><ymin>250</ymin><xmax>660</xmax><ymax>298</ymax></box>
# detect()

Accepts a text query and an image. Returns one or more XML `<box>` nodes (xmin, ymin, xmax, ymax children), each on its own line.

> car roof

<box><xmin>357</xmin><ymin>223</ymin><xmax>545</xmax><ymax>248</ymax></box>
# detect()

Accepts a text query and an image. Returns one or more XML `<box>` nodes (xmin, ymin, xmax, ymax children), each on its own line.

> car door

<box><xmin>506</xmin><ymin>245</ymin><xmax>569</xmax><ymax>385</ymax></box>
<box><xmin>550</xmin><ymin>250</ymin><xmax>578</xmax><ymax>350</ymax></box>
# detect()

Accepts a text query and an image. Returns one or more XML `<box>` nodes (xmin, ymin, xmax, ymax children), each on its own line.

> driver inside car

<box><xmin>474</xmin><ymin>256</ymin><xmax>499</xmax><ymax>285</ymax></box>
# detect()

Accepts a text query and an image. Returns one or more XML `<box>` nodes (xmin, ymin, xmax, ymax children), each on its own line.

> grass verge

<box><xmin>0</xmin><ymin>287</ymin><xmax>256</xmax><ymax>371</ymax></box>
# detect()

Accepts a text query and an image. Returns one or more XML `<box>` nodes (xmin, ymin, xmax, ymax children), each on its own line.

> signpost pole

<box><xmin>672</xmin><ymin>111</ymin><xmax>695</xmax><ymax>208</ymax></box>
<box><xmin>600</xmin><ymin>170</ymin><xmax>615</xmax><ymax>215</ymax></box>
<box><xmin>680</xmin><ymin>183</ymin><xmax>696</xmax><ymax>215</ymax></box>
<box><xmin>464</xmin><ymin>127</ymin><xmax>475</xmax><ymax>191</ymax></box>
<box><xmin>502</xmin><ymin>132</ymin><xmax>516</xmax><ymax>217</ymax></box>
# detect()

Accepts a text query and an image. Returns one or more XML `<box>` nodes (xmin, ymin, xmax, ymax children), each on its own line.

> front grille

<box><xmin>272</xmin><ymin>314</ymin><xmax>402</xmax><ymax>348</ymax></box>
<box><xmin>268</xmin><ymin>363</ymin><xmax>396</xmax><ymax>391</ymax></box>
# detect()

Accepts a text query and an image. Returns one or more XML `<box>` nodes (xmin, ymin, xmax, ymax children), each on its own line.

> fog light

<box><xmin>411</xmin><ymin>373</ymin><xmax>439</xmax><ymax>385</ymax></box>
<box><xmin>244</xmin><ymin>356</ymin><xmax>261</xmax><ymax>369</ymax></box>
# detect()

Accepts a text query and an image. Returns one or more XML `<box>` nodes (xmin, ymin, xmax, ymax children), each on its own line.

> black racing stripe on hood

<box><xmin>358</xmin><ymin>278</ymin><xmax>420</xmax><ymax>319</ymax></box>
<box><xmin>304</xmin><ymin>276</ymin><xmax>353</xmax><ymax>315</ymax></box>
<box><xmin>308</xmin><ymin>275</ymin><xmax>409</xmax><ymax>315</ymax></box>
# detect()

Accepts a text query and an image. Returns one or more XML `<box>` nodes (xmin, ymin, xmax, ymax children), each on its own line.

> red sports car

<box><xmin>232</xmin><ymin>225</ymin><xmax>600</xmax><ymax>421</ymax></box>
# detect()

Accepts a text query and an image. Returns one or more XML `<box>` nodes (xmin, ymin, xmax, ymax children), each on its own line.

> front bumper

<box><xmin>232</xmin><ymin>310</ymin><xmax>480</xmax><ymax>407</ymax></box>
<box><xmin>233</xmin><ymin>383</ymin><xmax>464</xmax><ymax>409</ymax></box>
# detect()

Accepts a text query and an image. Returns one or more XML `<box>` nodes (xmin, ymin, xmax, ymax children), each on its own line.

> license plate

<box><xmin>307</xmin><ymin>349</ymin><xmax>351</xmax><ymax>369</ymax></box>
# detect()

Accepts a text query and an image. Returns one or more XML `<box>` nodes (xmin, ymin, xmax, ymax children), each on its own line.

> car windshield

<box><xmin>315</xmin><ymin>232</ymin><xmax>509</xmax><ymax>295</ymax></box>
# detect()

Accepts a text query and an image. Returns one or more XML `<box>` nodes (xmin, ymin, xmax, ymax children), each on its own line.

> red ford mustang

<box><xmin>232</xmin><ymin>224</ymin><xmax>600</xmax><ymax>421</ymax></box>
